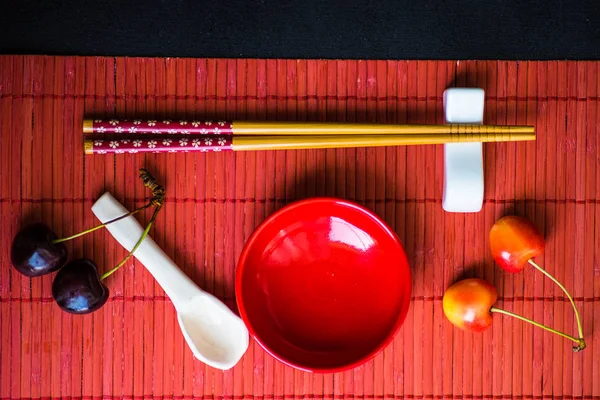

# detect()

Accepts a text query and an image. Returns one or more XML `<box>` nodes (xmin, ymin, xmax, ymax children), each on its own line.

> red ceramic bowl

<box><xmin>235</xmin><ymin>198</ymin><xmax>412</xmax><ymax>372</ymax></box>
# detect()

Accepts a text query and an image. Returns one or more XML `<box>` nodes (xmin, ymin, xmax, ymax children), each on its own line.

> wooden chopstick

<box><xmin>83</xmin><ymin>119</ymin><xmax>534</xmax><ymax>136</ymax></box>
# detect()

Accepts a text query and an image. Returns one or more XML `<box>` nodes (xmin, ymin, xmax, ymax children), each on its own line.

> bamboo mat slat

<box><xmin>0</xmin><ymin>56</ymin><xmax>599</xmax><ymax>400</ymax></box>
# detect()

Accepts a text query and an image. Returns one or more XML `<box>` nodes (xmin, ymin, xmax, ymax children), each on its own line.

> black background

<box><xmin>1</xmin><ymin>0</ymin><xmax>599</xmax><ymax>60</ymax></box>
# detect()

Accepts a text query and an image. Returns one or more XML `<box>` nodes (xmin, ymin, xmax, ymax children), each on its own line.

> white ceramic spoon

<box><xmin>91</xmin><ymin>191</ymin><xmax>249</xmax><ymax>370</ymax></box>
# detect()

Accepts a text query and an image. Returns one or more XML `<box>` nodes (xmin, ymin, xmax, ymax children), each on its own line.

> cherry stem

<box><xmin>99</xmin><ymin>204</ymin><xmax>162</xmax><ymax>281</ymax></box>
<box><xmin>490</xmin><ymin>307</ymin><xmax>586</xmax><ymax>352</ymax></box>
<box><xmin>51</xmin><ymin>203</ymin><xmax>153</xmax><ymax>244</ymax></box>
<box><xmin>527</xmin><ymin>259</ymin><xmax>585</xmax><ymax>342</ymax></box>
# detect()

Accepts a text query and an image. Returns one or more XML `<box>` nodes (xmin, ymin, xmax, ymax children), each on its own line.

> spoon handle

<box><xmin>91</xmin><ymin>191</ymin><xmax>200</xmax><ymax>310</ymax></box>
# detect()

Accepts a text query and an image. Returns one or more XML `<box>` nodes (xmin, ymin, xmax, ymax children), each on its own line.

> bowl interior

<box><xmin>236</xmin><ymin>198</ymin><xmax>412</xmax><ymax>372</ymax></box>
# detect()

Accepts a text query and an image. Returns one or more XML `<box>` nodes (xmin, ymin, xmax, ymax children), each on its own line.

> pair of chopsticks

<box><xmin>82</xmin><ymin>119</ymin><xmax>535</xmax><ymax>154</ymax></box>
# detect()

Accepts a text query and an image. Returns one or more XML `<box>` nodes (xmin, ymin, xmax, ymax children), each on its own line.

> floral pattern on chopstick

<box><xmin>88</xmin><ymin>136</ymin><xmax>233</xmax><ymax>154</ymax></box>
<box><xmin>90</xmin><ymin>119</ymin><xmax>233</xmax><ymax>134</ymax></box>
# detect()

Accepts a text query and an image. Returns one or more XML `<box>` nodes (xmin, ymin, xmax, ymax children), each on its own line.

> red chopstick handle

<box><xmin>85</xmin><ymin>136</ymin><xmax>233</xmax><ymax>154</ymax></box>
<box><xmin>84</xmin><ymin>119</ymin><xmax>234</xmax><ymax>135</ymax></box>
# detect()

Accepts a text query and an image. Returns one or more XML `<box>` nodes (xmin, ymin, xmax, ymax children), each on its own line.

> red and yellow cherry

<box><xmin>443</xmin><ymin>277</ymin><xmax>586</xmax><ymax>352</ymax></box>
<box><xmin>489</xmin><ymin>215</ymin><xmax>545</xmax><ymax>273</ymax></box>
<box><xmin>488</xmin><ymin>215</ymin><xmax>585</xmax><ymax>351</ymax></box>
<box><xmin>442</xmin><ymin>278</ymin><xmax>497</xmax><ymax>332</ymax></box>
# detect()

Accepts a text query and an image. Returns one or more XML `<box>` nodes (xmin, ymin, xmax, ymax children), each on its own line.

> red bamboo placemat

<box><xmin>0</xmin><ymin>56</ymin><xmax>598</xmax><ymax>400</ymax></box>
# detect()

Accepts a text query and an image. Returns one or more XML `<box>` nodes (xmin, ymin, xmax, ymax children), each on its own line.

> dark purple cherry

<box><xmin>10</xmin><ymin>223</ymin><xmax>68</xmax><ymax>277</ymax></box>
<box><xmin>52</xmin><ymin>259</ymin><xmax>109</xmax><ymax>314</ymax></box>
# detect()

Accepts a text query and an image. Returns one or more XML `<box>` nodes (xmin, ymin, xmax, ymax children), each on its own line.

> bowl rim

<box><xmin>234</xmin><ymin>197</ymin><xmax>412</xmax><ymax>373</ymax></box>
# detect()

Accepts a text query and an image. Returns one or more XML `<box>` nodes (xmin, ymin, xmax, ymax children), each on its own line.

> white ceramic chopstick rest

<box><xmin>91</xmin><ymin>192</ymin><xmax>249</xmax><ymax>370</ymax></box>
<box><xmin>442</xmin><ymin>87</ymin><xmax>485</xmax><ymax>212</ymax></box>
